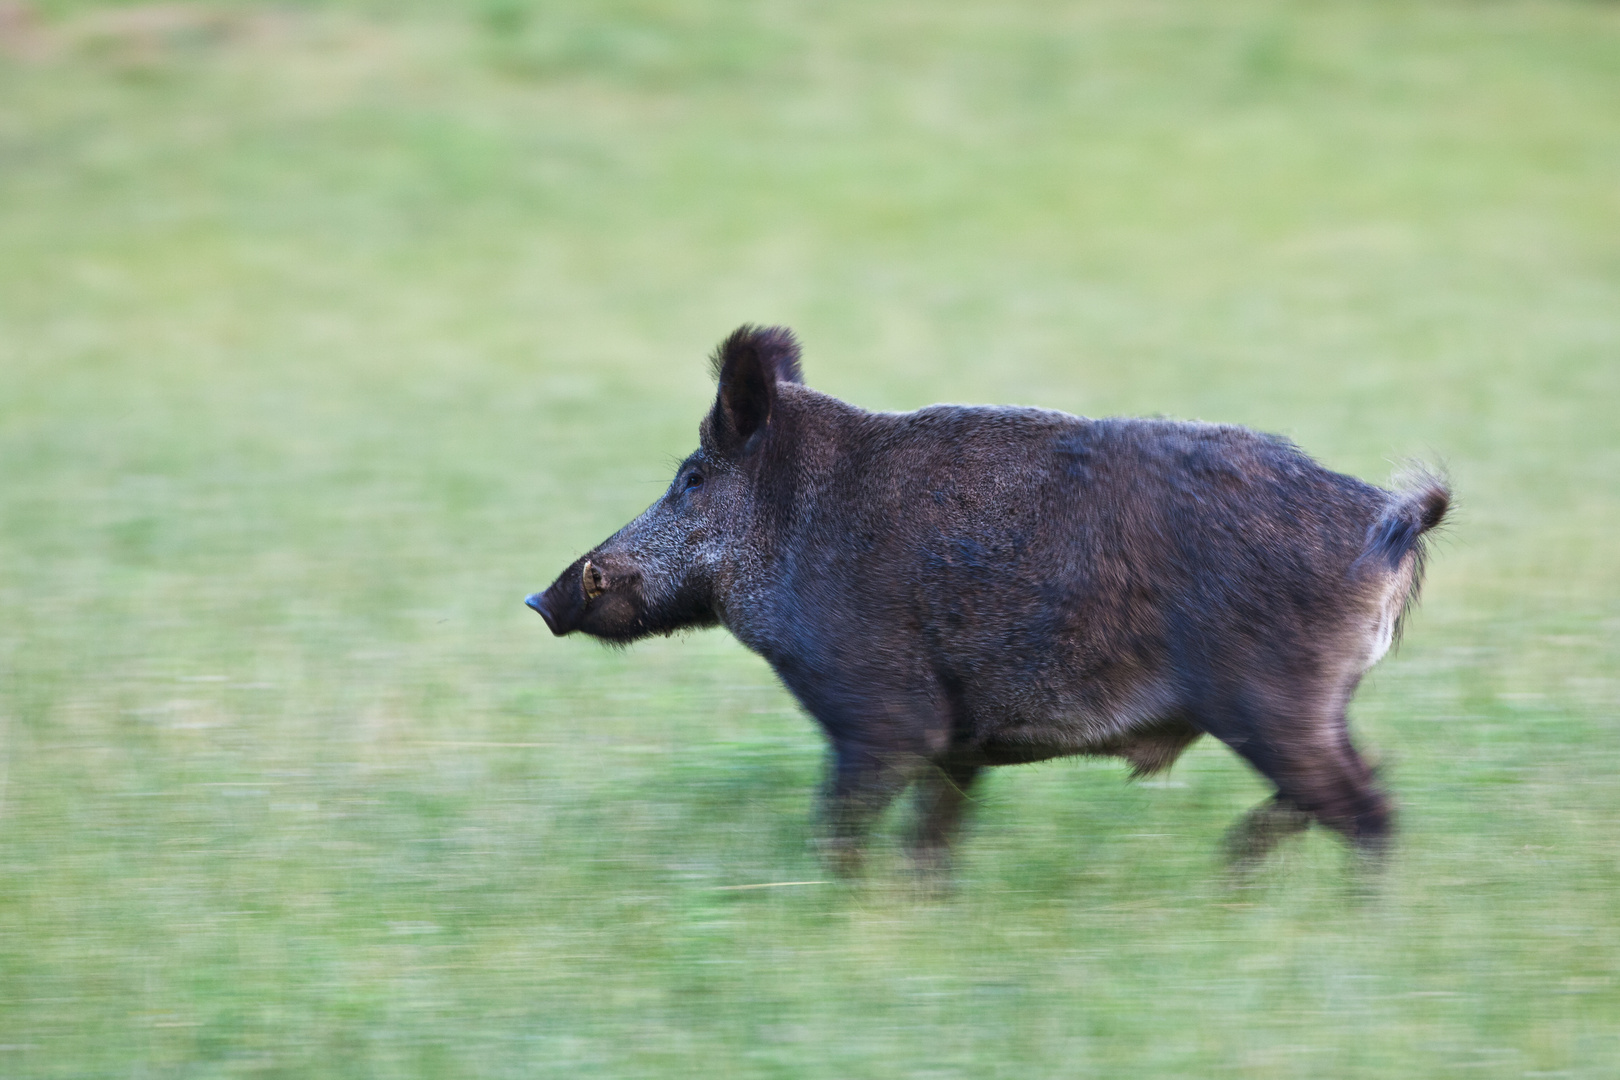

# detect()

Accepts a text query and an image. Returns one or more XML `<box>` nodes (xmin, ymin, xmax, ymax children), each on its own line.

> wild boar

<box><xmin>527</xmin><ymin>326</ymin><xmax>1448</xmax><ymax>874</ymax></box>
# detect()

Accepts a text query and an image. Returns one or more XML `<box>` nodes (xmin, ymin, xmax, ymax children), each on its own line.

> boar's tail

<box><xmin>1361</xmin><ymin>468</ymin><xmax>1450</xmax><ymax>575</ymax></box>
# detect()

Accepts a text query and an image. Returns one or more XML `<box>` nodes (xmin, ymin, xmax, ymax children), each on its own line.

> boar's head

<box><xmin>526</xmin><ymin>325</ymin><xmax>801</xmax><ymax>643</ymax></box>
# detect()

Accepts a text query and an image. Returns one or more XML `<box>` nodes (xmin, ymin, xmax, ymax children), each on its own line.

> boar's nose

<box><xmin>525</xmin><ymin>592</ymin><xmax>561</xmax><ymax>635</ymax></box>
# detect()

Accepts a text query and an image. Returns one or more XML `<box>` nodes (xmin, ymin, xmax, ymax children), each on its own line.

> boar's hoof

<box><xmin>581</xmin><ymin>559</ymin><xmax>606</xmax><ymax>600</ymax></box>
<box><xmin>1221</xmin><ymin>795</ymin><xmax>1311</xmax><ymax>871</ymax></box>
<box><xmin>813</xmin><ymin>836</ymin><xmax>866</xmax><ymax>879</ymax></box>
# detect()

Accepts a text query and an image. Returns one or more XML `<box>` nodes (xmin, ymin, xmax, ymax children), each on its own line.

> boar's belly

<box><xmin>965</xmin><ymin>682</ymin><xmax>1189</xmax><ymax>768</ymax></box>
<box><xmin>974</xmin><ymin>713</ymin><xmax>1201</xmax><ymax>772</ymax></box>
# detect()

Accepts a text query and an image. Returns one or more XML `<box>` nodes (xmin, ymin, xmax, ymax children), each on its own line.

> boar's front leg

<box><xmin>906</xmin><ymin>758</ymin><xmax>982</xmax><ymax>879</ymax></box>
<box><xmin>816</xmin><ymin>739</ymin><xmax>923</xmax><ymax>877</ymax></box>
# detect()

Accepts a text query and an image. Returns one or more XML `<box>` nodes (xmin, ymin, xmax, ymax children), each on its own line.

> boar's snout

<box><xmin>527</xmin><ymin>554</ymin><xmax>642</xmax><ymax>639</ymax></box>
<box><xmin>524</xmin><ymin>590</ymin><xmax>564</xmax><ymax>635</ymax></box>
<box><xmin>526</xmin><ymin>555</ymin><xmax>592</xmax><ymax>637</ymax></box>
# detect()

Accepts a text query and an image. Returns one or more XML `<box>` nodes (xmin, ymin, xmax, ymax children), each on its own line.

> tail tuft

<box><xmin>1364</xmin><ymin>469</ymin><xmax>1450</xmax><ymax>572</ymax></box>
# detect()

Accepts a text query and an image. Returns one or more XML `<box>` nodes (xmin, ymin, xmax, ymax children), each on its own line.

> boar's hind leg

<box><xmin>816</xmin><ymin>741</ymin><xmax>921</xmax><ymax>877</ymax></box>
<box><xmin>1202</xmin><ymin>697</ymin><xmax>1392</xmax><ymax>862</ymax></box>
<box><xmin>906</xmin><ymin>759</ymin><xmax>983</xmax><ymax>876</ymax></box>
<box><xmin>1222</xmin><ymin>794</ymin><xmax>1311</xmax><ymax>866</ymax></box>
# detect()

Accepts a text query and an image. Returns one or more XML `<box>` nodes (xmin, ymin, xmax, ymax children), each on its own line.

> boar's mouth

<box><xmin>527</xmin><ymin>554</ymin><xmax>715</xmax><ymax>642</ymax></box>
<box><xmin>525</xmin><ymin>556</ymin><xmax>600</xmax><ymax>637</ymax></box>
<box><xmin>526</xmin><ymin>556</ymin><xmax>645</xmax><ymax>639</ymax></box>
<box><xmin>580</xmin><ymin>559</ymin><xmax>605</xmax><ymax>600</ymax></box>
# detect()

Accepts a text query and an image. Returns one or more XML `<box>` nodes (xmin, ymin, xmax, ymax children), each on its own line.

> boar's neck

<box><xmin>712</xmin><ymin>387</ymin><xmax>869</xmax><ymax>662</ymax></box>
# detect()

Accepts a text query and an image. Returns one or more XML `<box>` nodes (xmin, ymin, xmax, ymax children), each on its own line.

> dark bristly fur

<box><xmin>526</xmin><ymin>327</ymin><xmax>1450</xmax><ymax>876</ymax></box>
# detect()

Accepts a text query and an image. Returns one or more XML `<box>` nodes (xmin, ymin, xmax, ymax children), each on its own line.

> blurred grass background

<box><xmin>1</xmin><ymin>0</ymin><xmax>1618</xmax><ymax>1075</ymax></box>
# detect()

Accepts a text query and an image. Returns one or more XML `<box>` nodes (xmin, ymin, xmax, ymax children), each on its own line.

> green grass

<box><xmin>2</xmin><ymin>0</ymin><xmax>1618</xmax><ymax>1075</ymax></box>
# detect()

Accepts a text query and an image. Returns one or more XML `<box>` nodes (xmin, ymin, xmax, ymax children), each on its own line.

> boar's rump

<box><xmin>528</xmin><ymin>326</ymin><xmax>1448</xmax><ymax>876</ymax></box>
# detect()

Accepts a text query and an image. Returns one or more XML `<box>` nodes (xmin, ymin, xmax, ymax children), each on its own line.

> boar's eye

<box><xmin>683</xmin><ymin>471</ymin><xmax>705</xmax><ymax>491</ymax></box>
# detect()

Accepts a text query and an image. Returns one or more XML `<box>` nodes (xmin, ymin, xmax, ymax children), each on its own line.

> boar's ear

<box><xmin>708</xmin><ymin>325</ymin><xmax>803</xmax><ymax>453</ymax></box>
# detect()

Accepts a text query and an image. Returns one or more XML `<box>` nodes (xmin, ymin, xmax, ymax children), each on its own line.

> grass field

<box><xmin>2</xmin><ymin>0</ymin><xmax>1618</xmax><ymax>1075</ymax></box>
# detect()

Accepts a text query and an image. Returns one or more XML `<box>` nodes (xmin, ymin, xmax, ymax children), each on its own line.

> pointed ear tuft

<box><xmin>709</xmin><ymin>325</ymin><xmax>802</xmax><ymax>385</ymax></box>
<box><xmin>708</xmin><ymin>325</ymin><xmax>803</xmax><ymax>451</ymax></box>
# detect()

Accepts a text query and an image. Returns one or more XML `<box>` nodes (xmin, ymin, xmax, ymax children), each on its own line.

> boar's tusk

<box><xmin>581</xmin><ymin>559</ymin><xmax>606</xmax><ymax>600</ymax></box>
